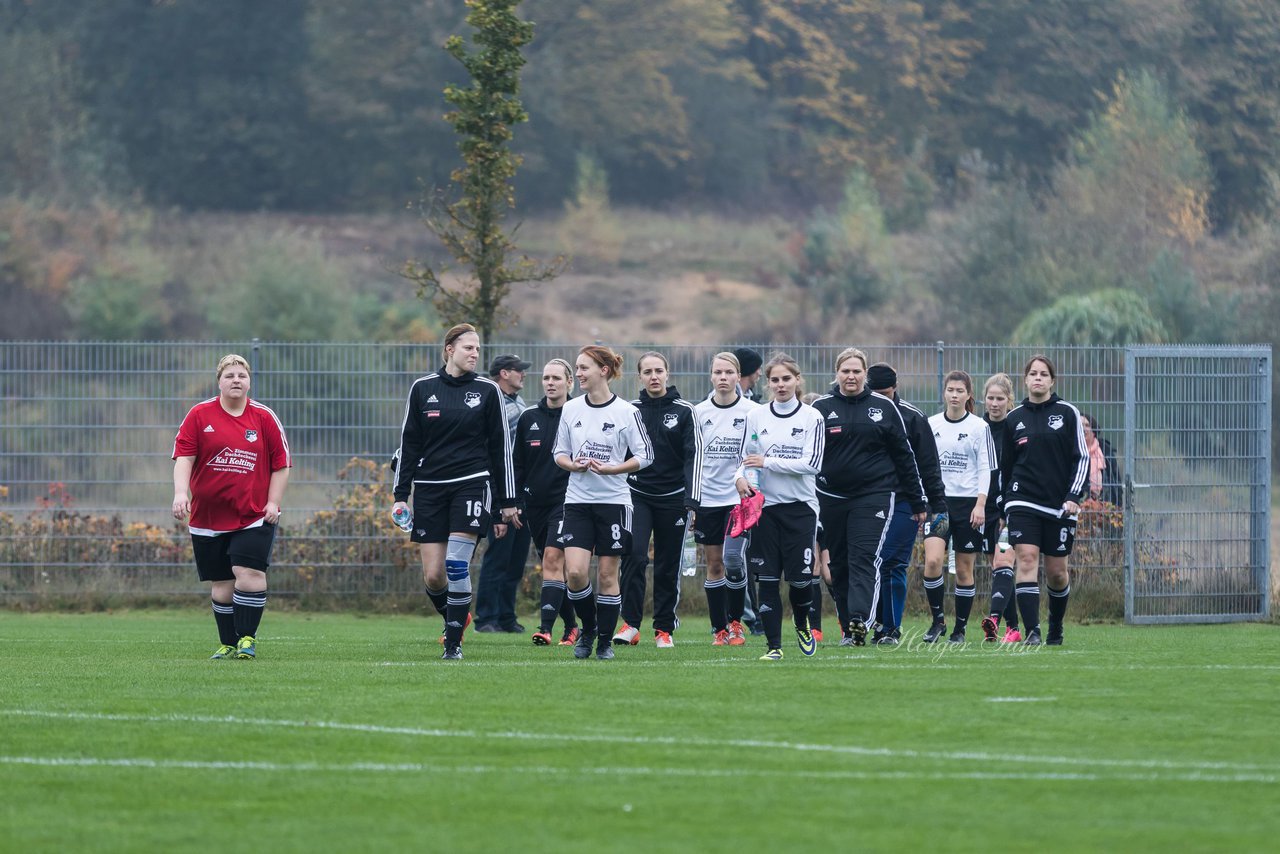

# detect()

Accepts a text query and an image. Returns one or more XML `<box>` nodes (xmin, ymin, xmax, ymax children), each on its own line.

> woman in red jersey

<box><xmin>172</xmin><ymin>354</ymin><xmax>291</xmax><ymax>661</ymax></box>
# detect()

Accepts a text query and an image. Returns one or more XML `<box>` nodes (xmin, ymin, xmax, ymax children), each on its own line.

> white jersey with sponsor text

<box><xmin>693</xmin><ymin>393</ymin><xmax>760</xmax><ymax>508</ymax></box>
<box><xmin>553</xmin><ymin>393</ymin><xmax>654</xmax><ymax>506</ymax></box>
<box><xmin>738</xmin><ymin>400</ymin><xmax>824</xmax><ymax>514</ymax></box>
<box><xmin>929</xmin><ymin>410</ymin><xmax>996</xmax><ymax>499</ymax></box>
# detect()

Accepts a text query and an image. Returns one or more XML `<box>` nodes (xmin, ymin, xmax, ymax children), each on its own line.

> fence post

<box><xmin>935</xmin><ymin>340</ymin><xmax>945</xmax><ymax>400</ymax></box>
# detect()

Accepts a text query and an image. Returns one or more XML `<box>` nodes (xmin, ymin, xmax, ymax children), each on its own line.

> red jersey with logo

<box><xmin>173</xmin><ymin>397</ymin><xmax>292</xmax><ymax>535</ymax></box>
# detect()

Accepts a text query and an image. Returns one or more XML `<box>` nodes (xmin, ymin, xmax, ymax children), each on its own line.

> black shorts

<box><xmin>525</xmin><ymin>502</ymin><xmax>565</xmax><ymax>557</ymax></box>
<box><xmin>747</xmin><ymin>501</ymin><xmax>818</xmax><ymax>585</ymax></box>
<box><xmin>979</xmin><ymin>518</ymin><xmax>1003</xmax><ymax>555</ymax></box>
<box><xmin>924</xmin><ymin>496</ymin><xmax>983</xmax><ymax>554</ymax></box>
<box><xmin>1005</xmin><ymin>510</ymin><xmax>1076</xmax><ymax>557</ymax></box>
<box><xmin>556</xmin><ymin>503</ymin><xmax>633</xmax><ymax>556</ymax></box>
<box><xmin>693</xmin><ymin>505</ymin><xmax>733</xmax><ymax>546</ymax></box>
<box><xmin>410</xmin><ymin>479</ymin><xmax>492</xmax><ymax>544</ymax></box>
<box><xmin>191</xmin><ymin>523</ymin><xmax>277</xmax><ymax>581</ymax></box>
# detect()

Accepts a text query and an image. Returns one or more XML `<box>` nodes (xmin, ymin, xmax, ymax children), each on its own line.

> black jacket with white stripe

<box><xmin>626</xmin><ymin>386</ymin><xmax>702</xmax><ymax>511</ymax></box>
<box><xmin>393</xmin><ymin>367</ymin><xmax>514</xmax><ymax>507</ymax></box>
<box><xmin>513</xmin><ymin>396</ymin><xmax>570</xmax><ymax>508</ymax></box>
<box><xmin>894</xmin><ymin>395</ymin><xmax>948</xmax><ymax>513</ymax></box>
<box><xmin>811</xmin><ymin>386</ymin><xmax>928</xmax><ymax>513</ymax></box>
<box><xmin>1000</xmin><ymin>393</ymin><xmax>1089</xmax><ymax>519</ymax></box>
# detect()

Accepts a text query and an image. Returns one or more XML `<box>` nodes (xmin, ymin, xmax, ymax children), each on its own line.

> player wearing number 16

<box><xmin>392</xmin><ymin>323</ymin><xmax>518</xmax><ymax>660</ymax></box>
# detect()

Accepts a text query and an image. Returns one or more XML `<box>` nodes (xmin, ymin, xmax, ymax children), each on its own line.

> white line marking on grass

<box><xmin>5</xmin><ymin>708</ymin><xmax>1276</xmax><ymax>776</ymax></box>
<box><xmin>1</xmin><ymin>755</ymin><xmax>1274</xmax><ymax>785</ymax></box>
<box><xmin>986</xmin><ymin>697</ymin><xmax>1058</xmax><ymax>703</ymax></box>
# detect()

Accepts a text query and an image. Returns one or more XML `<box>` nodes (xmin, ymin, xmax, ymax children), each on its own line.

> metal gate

<box><xmin>1123</xmin><ymin>346</ymin><xmax>1272</xmax><ymax>623</ymax></box>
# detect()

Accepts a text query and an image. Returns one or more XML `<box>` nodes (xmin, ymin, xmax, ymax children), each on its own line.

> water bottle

<box><xmin>996</xmin><ymin>526</ymin><xmax>1011</xmax><ymax>553</ymax></box>
<box><xmin>391</xmin><ymin>505</ymin><xmax>413</xmax><ymax>533</ymax></box>
<box><xmin>680</xmin><ymin>514</ymin><xmax>698</xmax><ymax>577</ymax></box>
<box><xmin>744</xmin><ymin>430</ymin><xmax>762</xmax><ymax>491</ymax></box>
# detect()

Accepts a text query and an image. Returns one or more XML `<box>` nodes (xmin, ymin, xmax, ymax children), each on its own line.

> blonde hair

<box><xmin>216</xmin><ymin>354</ymin><xmax>251</xmax><ymax>380</ymax></box>
<box><xmin>801</xmin><ymin>392</ymin><xmax>821</xmax><ymax>405</ymax></box>
<box><xmin>834</xmin><ymin>347</ymin><xmax>867</xmax><ymax>373</ymax></box>
<box><xmin>711</xmin><ymin>351</ymin><xmax>740</xmax><ymax>374</ymax></box>
<box><xmin>764</xmin><ymin>352</ymin><xmax>805</xmax><ymax>393</ymax></box>
<box><xmin>983</xmin><ymin>372</ymin><xmax>1014</xmax><ymax>401</ymax></box>
<box><xmin>545</xmin><ymin>358</ymin><xmax>574</xmax><ymax>384</ymax></box>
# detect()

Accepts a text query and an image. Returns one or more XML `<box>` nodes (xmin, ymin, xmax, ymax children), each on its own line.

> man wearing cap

<box><xmin>475</xmin><ymin>354</ymin><xmax>534</xmax><ymax>633</ymax></box>
<box><xmin>733</xmin><ymin>347</ymin><xmax>764</xmax><ymax>402</ymax></box>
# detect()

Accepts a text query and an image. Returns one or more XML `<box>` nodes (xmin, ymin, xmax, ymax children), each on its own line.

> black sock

<box><xmin>789</xmin><ymin>583</ymin><xmax>813</xmax><ymax>631</ymax></box>
<box><xmin>725</xmin><ymin>580</ymin><xmax>746</xmax><ymax>623</ymax></box>
<box><xmin>212</xmin><ymin>599</ymin><xmax>236</xmax><ymax>646</ymax></box>
<box><xmin>1047</xmin><ymin>584</ymin><xmax>1070</xmax><ymax>634</ymax></box>
<box><xmin>539</xmin><ymin>580</ymin><xmax>567</xmax><ymax>634</ymax></box>
<box><xmin>953</xmin><ymin>583</ymin><xmax>976</xmax><ymax>631</ymax></box>
<box><xmin>705</xmin><ymin>578</ymin><xmax>728</xmax><ymax>631</ymax></box>
<box><xmin>559</xmin><ymin>593</ymin><xmax>577</xmax><ymax>630</ymax></box>
<box><xmin>923</xmin><ymin>575</ymin><xmax>946</xmax><ymax>623</ymax></box>
<box><xmin>568</xmin><ymin>585</ymin><xmax>595</xmax><ymax>637</ymax></box>
<box><xmin>425</xmin><ymin>585</ymin><xmax>448</xmax><ymax>616</ymax></box>
<box><xmin>596</xmin><ymin>593</ymin><xmax>621</xmax><ymax>645</ymax></box>
<box><xmin>232</xmin><ymin>588</ymin><xmax>266</xmax><ymax>639</ymax></box>
<box><xmin>1003</xmin><ymin>592</ymin><xmax>1020</xmax><ymax>629</ymax></box>
<box><xmin>809</xmin><ymin>581</ymin><xmax>823</xmax><ymax>630</ymax></box>
<box><xmin>758</xmin><ymin>578</ymin><xmax>783</xmax><ymax>649</ymax></box>
<box><xmin>989</xmin><ymin>568</ymin><xmax>1015</xmax><ymax>621</ymax></box>
<box><xmin>1015</xmin><ymin>582</ymin><xmax>1040</xmax><ymax>634</ymax></box>
<box><xmin>444</xmin><ymin>594</ymin><xmax>471</xmax><ymax>647</ymax></box>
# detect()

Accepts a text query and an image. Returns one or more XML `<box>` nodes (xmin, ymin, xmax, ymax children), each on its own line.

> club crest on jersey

<box><xmin>868</xmin><ymin>408</ymin><xmax>883</xmax><ymax>422</ymax></box>
<box><xmin>1047</xmin><ymin>415</ymin><xmax>1064</xmax><ymax>430</ymax></box>
<box><xmin>663</xmin><ymin>413</ymin><xmax>679</xmax><ymax>429</ymax></box>
<box><xmin>464</xmin><ymin>392</ymin><xmax>482</xmax><ymax>408</ymax></box>
<box><xmin>791</xmin><ymin>427</ymin><xmax>804</xmax><ymax>437</ymax></box>
<box><xmin>602</xmin><ymin>422</ymin><xmax>615</xmax><ymax>434</ymax></box>
<box><xmin>245</xmin><ymin>430</ymin><xmax>258</xmax><ymax>443</ymax></box>
<box><xmin>958</xmin><ymin>433</ymin><xmax>967</xmax><ymax>440</ymax></box>
<box><xmin>732</xmin><ymin>418</ymin><xmax>745</xmax><ymax>428</ymax></box>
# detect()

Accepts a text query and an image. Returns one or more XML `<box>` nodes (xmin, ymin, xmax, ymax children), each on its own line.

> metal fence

<box><xmin>0</xmin><ymin>340</ymin><xmax>1268</xmax><ymax>623</ymax></box>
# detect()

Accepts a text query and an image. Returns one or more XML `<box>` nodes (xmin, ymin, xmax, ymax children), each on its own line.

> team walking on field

<box><xmin>172</xmin><ymin>327</ymin><xmax>1091</xmax><ymax>661</ymax></box>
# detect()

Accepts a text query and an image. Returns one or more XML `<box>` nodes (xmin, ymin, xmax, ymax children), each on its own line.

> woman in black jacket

<box><xmin>811</xmin><ymin>348</ymin><xmax>928</xmax><ymax>646</ymax></box>
<box><xmin>999</xmin><ymin>355</ymin><xmax>1090</xmax><ymax>646</ymax></box>
<box><xmin>392</xmin><ymin>323</ymin><xmax>518</xmax><ymax>660</ymax></box>
<box><xmin>515</xmin><ymin>359</ymin><xmax>581</xmax><ymax>647</ymax></box>
<box><xmin>615</xmin><ymin>352</ymin><xmax>702</xmax><ymax>648</ymax></box>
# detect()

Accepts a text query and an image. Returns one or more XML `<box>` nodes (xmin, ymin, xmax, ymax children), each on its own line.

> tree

<box><xmin>786</xmin><ymin>169</ymin><xmax>893</xmax><ymax>332</ymax></box>
<box><xmin>1012</xmin><ymin>289</ymin><xmax>1167</xmax><ymax>346</ymax></box>
<box><xmin>401</xmin><ymin>0</ymin><xmax>563</xmax><ymax>342</ymax></box>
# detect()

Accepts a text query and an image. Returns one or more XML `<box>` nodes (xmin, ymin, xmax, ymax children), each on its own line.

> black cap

<box><xmin>733</xmin><ymin>347</ymin><xmax>763</xmax><ymax>377</ymax></box>
<box><xmin>488</xmin><ymin>354</ymin><xmax>531</xmax><ymax>376</ymax></box>
<box><xmin>866</xmin><ymin>363</ymin><xmax>898</xmax><ymax>391</ymax></box>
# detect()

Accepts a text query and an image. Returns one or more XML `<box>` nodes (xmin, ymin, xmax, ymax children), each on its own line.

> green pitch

<box><xmin>1</xmin><ymin>611</ymin><xmax>1277</xmax><ymax>852</ymax></box>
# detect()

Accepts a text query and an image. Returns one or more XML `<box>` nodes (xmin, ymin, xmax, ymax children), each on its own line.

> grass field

<box><xmin>2</xmin><ymin>611</ymin><xmax>1277</xmax><ymax>852</ymax></box>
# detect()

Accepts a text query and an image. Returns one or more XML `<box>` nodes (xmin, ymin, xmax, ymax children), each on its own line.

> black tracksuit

<box><xmin>1000</xmin><ymin>394</ymin><xmax>1089</xmax><ymax>519</ymax></box>
<box><xmin>512</xmin><ymin>396</ymin><xmax>571</xmax><ymax>549</ymax></box>
<box><xmin>513</xmin><ymin>397</ymin><xmax>570</xmax><ymax>510</ymax></box>
<box><xmin>812</xmin><ymin>386</ymin><xmax>927</xmax><ymax>628</ymax></box>
<box><xmin>393</xmin><ymin>367</ymin><xmax>514</xmax><ymax>507</ymax></box>
<box><xmin>620</xmin><ymin>387</ymin><xmax>702</xmax><ymax>634</ymax></box>
<box><xmin>895</xmin><ymin>395</ymin><xmax>947</xmax><ymax>513</ymax></box>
